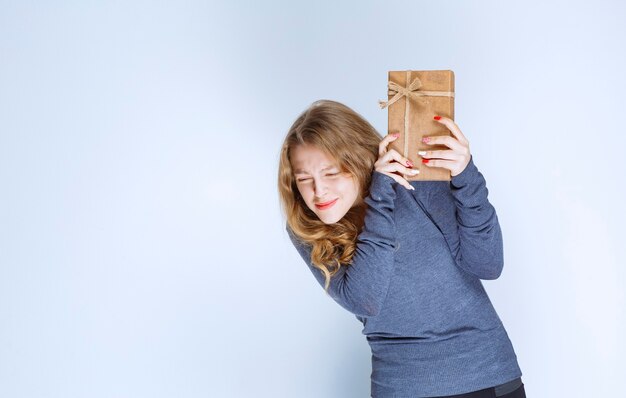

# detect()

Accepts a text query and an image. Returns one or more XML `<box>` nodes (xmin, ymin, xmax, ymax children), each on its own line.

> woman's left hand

<box><xmin>419</xmin><ymin>116</ymin><xmax>471</xmax><ymax>177</ymax></box>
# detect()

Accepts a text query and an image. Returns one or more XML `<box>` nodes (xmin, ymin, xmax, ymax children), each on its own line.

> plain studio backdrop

<box><xmin>1</xmin><ymin>1</ymin><xmax>624</xmax><ymax>397</ymax></box>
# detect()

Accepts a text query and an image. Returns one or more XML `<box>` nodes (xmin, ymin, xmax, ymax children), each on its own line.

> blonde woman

<box><xmin>278</xmin><ymin>100</ymin><xmax>526</xmax><ymax>398</ymax></box>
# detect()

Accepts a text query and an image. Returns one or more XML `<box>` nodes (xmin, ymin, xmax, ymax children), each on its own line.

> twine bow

<box><xmin>378</xmin><ymin>71</ymin><xmax>454</xmax><ymax>158</ymax></box>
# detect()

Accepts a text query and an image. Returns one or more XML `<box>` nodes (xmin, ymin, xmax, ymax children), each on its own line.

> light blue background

<box><xmin>1</xmin><ymin>1</ymin><xmax>624</xmax><ymax>397</ymax></box>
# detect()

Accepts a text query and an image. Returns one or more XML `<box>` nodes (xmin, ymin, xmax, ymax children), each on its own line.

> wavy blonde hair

<box><xmin>278</xmin><ymin>100</ymin><xmax>383</xmax><ymax>292</ymax></box>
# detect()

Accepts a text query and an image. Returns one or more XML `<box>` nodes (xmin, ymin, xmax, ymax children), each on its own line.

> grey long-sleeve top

<box><xmin>286</xmin><ymin>156</ymin><xmax>522</xmax><ymax>397</ymax></box>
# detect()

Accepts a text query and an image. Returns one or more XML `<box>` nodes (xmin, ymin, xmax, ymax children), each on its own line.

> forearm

<box><xmin>449</xmin><ymin>156</ymin><xmax>504</xmax><ymax>280</ymax></box>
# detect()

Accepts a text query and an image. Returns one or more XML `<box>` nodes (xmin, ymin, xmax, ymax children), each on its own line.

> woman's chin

<box><xmin>317</xmin><ymin>211</ymin><xmax>345</xmax><ymax>225</ymax></box>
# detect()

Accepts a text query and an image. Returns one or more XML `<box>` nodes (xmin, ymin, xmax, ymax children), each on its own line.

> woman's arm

<box><xmin>419</xmin><ymin>116</ymin><xmax>503</xmax><ymax>280</ymax></box>
<box><xmin>286</xmin><ymin>170</ymin><xmax>398</xmax><ymax>317</ymax></box>
<box><xmin>447</xmin><ymin>155</ymin><xmax>504</xmax><ymax>280</ymax></box>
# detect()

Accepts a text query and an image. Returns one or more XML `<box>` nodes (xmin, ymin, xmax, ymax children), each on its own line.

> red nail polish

<box><xmin>433</xmin><ymin>116</ymin><xmax>441</xmax><ymax>120</ymax></box>
<box><xmin>422</xmin><ymin>158</ymin><xmax>430</xmax><ymax>164</ymax></box>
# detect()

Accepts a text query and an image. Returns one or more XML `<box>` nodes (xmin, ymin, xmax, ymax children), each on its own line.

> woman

<box><xmin>277</xmin><ymin>100</ymin><xmax>526</xmax><ymax>398</ymax></box>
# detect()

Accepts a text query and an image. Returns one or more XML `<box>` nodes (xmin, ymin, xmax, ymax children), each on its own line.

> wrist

<box><xmin>450</xmin><ymin>155</ymin><xmax>477</xmax><ymax>188</ymax></box>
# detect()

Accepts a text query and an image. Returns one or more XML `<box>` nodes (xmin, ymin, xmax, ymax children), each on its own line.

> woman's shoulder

<box><xmin>285</xmin><ymin>223</ymin><xmax>314</xmax><ymax>260</ymax></box>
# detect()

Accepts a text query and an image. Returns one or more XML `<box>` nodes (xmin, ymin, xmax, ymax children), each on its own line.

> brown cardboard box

<box><xmin>380</xmin><ymin>70</ymin><xmax>455</xmax><ymax>181</ymax></box>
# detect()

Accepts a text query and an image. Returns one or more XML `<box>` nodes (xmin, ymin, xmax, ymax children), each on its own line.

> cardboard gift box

<box><xmin>379</xmin><ymin>70</ymin><xmax>455</xmax><ymax>181</ymax></box>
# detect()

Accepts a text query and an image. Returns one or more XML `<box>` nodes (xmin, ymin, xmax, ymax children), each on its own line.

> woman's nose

<box><xmin>313</xmin><ymin>179</ymin><xmax>328</xmax><ymax>197</ymax></box>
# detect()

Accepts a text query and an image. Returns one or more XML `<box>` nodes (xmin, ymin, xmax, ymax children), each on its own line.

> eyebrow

<box><xmin>293</xmin><ymin>165</ymin><xmax>337</xmax><ymax>174</ymax></box>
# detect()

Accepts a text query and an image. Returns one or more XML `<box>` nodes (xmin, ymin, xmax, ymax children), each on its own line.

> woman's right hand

<box><xmin>374</xmin><ymin>133</ymin><xmax>419</xmax><ymax>191</ymax></box>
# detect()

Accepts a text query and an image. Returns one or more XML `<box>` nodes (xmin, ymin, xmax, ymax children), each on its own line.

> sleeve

<box><xmin>285</xmin><ymin>170</ymin><xmax>398</xmax><ymax>317</ymax></box>
<box><xmin>447</xmin><ymin>155</ymin><xmax>504</xmax><ymax>280</ymax></box>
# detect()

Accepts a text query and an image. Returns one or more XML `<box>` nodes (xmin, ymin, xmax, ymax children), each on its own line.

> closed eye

<box><xmin>297</xmin><ymin>173</ymin><xmax>339</xmax><ymax>182</ymax></box>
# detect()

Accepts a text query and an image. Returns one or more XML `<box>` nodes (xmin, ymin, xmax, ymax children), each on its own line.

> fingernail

<box><xmin>392</xmin><ymin>133</ymin><xmax>400</xmax><ymax>137</ymax></box>
<box><xmin>410</xmin><ymin>169</ymin><xmax>419</xmax><ymax>174</ymax></box>
<box><xmin>418</xmin><ymin>151</ymin><xmax>426</xmax><ymax>156</ymax></box>
<box><xmin>408</xmin><ymin>185</ymin><xmax>415</xmax><ymax>190</ymax></box>
<box><xmin>434</xmin><ymin>116</ymin><xmax>441</xmax><ymax>120</ymax></box>
<box><xmin>406</xmin><ymin>160</ymin><xmax>414</xmax><ymax>167</ymax></box>
<box><xmin>422</xmin><ymin>137</ymin><xmax>430</xmax><ymax>143</ymax></box>
<box><xmin>422</xmin><ymin>159</ymin><xmax>430</xmax><ymax>164</ymax></box>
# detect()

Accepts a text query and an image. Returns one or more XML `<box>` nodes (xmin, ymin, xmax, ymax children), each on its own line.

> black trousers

<box><xmin>428</xmin><ymin>382</ymin><xmax>526</xmax><ymax>398</ymax></box>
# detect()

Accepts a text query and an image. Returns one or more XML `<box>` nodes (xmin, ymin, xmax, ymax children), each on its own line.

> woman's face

<box><xmin>290</xmin><ymin>144</ymin><xmax>360</xmax><ymax>224</ymax></box>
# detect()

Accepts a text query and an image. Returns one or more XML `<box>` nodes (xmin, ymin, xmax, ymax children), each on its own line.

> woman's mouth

<box><xmin>315</xmin><ymin>198</ymin><xmax>338</xmax><ymax>210</ymax></box>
